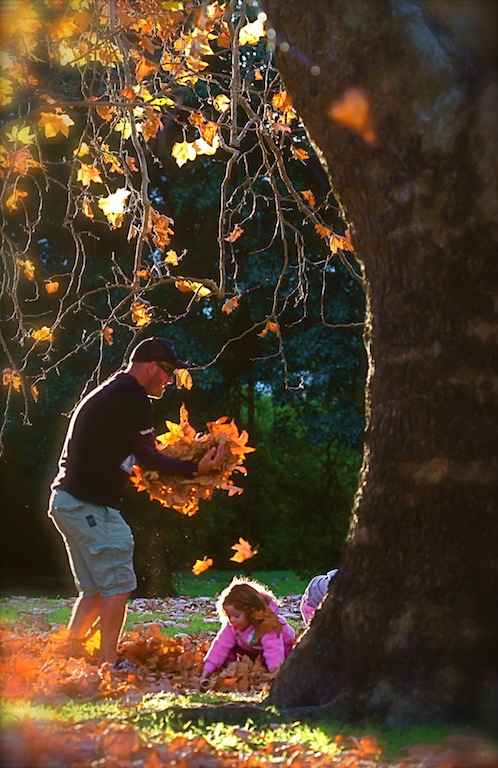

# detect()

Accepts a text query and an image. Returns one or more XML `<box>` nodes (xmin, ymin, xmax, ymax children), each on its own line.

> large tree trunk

<box><xmin>261</xmin><ymin>0</ymin><xmax>498</xmax><ymax>725</ymax></box>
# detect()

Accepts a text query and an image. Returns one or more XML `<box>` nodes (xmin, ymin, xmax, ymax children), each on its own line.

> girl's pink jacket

<box><xmin>203</xmin><ymin>600</ymin><xmax>295</xmax><ymax>674</ymax></box>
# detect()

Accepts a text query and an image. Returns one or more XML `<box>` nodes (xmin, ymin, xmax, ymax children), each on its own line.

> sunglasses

<box><xmin>156</xmin><ymin>362</ymin><xmax>176</xmax><ymax>375</ymax></box>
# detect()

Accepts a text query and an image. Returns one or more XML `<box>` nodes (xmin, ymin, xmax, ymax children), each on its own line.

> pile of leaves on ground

<box><xmin>1</xmin><ymin>596</ymin><xmax>497</xmax><ymax>767</ymax></box>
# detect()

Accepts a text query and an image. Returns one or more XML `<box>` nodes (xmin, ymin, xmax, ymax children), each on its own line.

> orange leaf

<box><xmin>258</xmin><ymin>320</ymin><xmax>279</xmax><ymax>338</ymax></box>
<box><xmin>192</xmin><ymin>557</ymin><xmax>213</xmax><ymax>575</ymax></box>
<box><xmin>175</xmin><ymin>368</ymin><xmax>193</xmax><ymax>390</ymax></box>
<box><xmin>6</xmin><ymin>188</ymin><xmax>28</xmax><ymax>211</ymax></box>
<box><xmin>77</xmin><ymin>163</ymin><xmax>103</xmax><ymax>186</ymax></box>
<box><xmin>103</xmin><ymin>326</ymin><xmax>114</xmax><ymax>345</ymax></box>
<box><xmin>131</xmin><ymin>299</ymin><xmax>152</xmax><ymax>327</ymax></box>
<box><xmin>222</xmin><ymin>297</ymin><xmax>238</xmax><ymax>314</ymax></box>
<box><xmin>38</xmin><ymin>111</ymin><xmax>75</xmax><ymax>138</ymax></box>
<box><xmin>315</xmin><ymin>223</ymin><xmax>332</xmax><ymax>240</ymax></box>
<box><xmin>300</xmin><ymin>189</ymin><xmax>315</xmax><ymax>208</ymax></box>
<box><xmin>328</xmin><ymin>87</ymin><xmax>378</xmax><ymax>145</ymax></box>
<box><xmin>31</xmin><ymin>326</ymin><xmax>53</xmax><ymax>342</ymax></box>
<box><xmin>45</xmin><ymin>279</ymin><xmax>59</xmax><ymax>294</ymax></box>
<box><xmin>224</xmin><ymin>224</ymin><xmax>244</xmax><ymax>243</ymax></box>
<box><xmin>3</xmin><ymin>368</ymin><xmax>22</xmax><ymax>392</ymax></box>
<box><xmin>230</xmin><ymin>537</ymin><xmax>258</xmax><ymax>563</ymax></box>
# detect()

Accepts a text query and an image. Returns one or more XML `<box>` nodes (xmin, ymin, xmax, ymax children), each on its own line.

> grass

<box><xmin>173</xmin><ymin>569</ymin><xmax>308</xmax><ymax>598</ymax></box>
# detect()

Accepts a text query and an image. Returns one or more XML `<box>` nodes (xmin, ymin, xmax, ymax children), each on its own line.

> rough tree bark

<box><xmin>261</xmin><ymin>0</ymin><xmax>498</xmax><ymax>725</ymax></box>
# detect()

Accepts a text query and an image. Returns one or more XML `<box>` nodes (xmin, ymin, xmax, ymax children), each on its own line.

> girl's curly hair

<box><xmin>216</xmin><ymin>577</ymin><xmax>279</xmax><ymax>624</ymax></box>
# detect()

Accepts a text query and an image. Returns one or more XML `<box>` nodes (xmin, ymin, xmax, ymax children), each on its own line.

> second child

<box><xmin>200</xmin><ymin>578</ymin><xmax>295</xmax><ymax>683</ymax></box>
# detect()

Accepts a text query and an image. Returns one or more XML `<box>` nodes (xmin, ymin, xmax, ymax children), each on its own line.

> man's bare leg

<box><xmin>68</xmin><ymin>593</ymin><xmax>102</xmax><ymax>639</ymax></box>
<box><xmin>98</xmin><ymin>592</ymin><xmax>130</xmax><ymax>665</ymax></box>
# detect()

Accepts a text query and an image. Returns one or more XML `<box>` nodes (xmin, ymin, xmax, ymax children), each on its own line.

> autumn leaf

<box><xmin>131</xmin><ymin>299</ymin><xmax>152</xmax><ymax>327</ymax></box>
<box><xmin>45</xmin><ymin>279</ymin><xmax>59</xmax><ymax>294</ymax></box>
<box><xmin>77</xmin><ymin>163</ymin><xmax>103</xmax><ymax>186</ymax></box>
<box><xmin>258</xmin><ymin>319</ymin><xmax>279</xmax><ymax>338</ymax></box>
<box><xmin>192</xmin><ymin>557</ymin><xmax>213</xmax><ymax>575</ymax></box>
<box><xmin>38</xmin><ymin>111</ymin><xmax>75</xmax><ymax>138</ymax></box>
<box><xmin>239</xmin><ymin>19</ymin><xmax>266</xmax><ymax>46</ymax></box>
<box><xmin>290</xmin><ymin>145</ymin><xmax>309</xmax><ymax>163</ymax></box>
<box><xmin>330</xmin><ymin>230</ymin><xmax>355</xmax><ymax>254</ymax></box>
<box><xmin>6</xmin><ymin>188</ymin><xmax>28</xmax><ymax>211</ymax></box>
<box><xmin>31</xmin><ymin>384</ymin><xmax>39</xmax><ymax>402</ymax></box>
<box><xmin>98</xmin><ymin>188</ymin><xmax>131</xmax><ymax>227</ymax></box>
<box><xmin>230</xmin><ymin>537</ymin><xmax>258</xmax><ymax>563</ymax></box>
<box><xmin>165</xmin><ymin>249</ymin><xmax>179</xmax><ymax>266</ymax></box>
<box><xmin>82</xmin><ymin>198</ymin><xmax>94</xmax><ymax>218</ymax></box>
<box><xmin>225</xmin><ymin>224</ymin><xmax>244</xmax><ymax>243</ymax></box>
<box><xmin>175</xmin><ymin>368</ymin><xmax>193</xmax><ymax>390</ymax></box>
<box><xmin>213</xmin><ymin>94</ymin><xmax>230</xmax><ymax>112</ymax></box>
<box><xmin>3</xmin><ymin>368</ymin><xmax>22</xmax><ymax>393</ymax></box>
<box><xmin>328</xmin><ymin>87</ymin><xmax>378</xmax><ymax>145</ymax></box>
<box><xmin>136</xmin><ymin>56</ymin><xmax>157</xmax><ymax>81</ymax></box>
<box><xmin>18</xmin><ymin>258</ymin><xmax>35</xmax><ymax>280</ymax></box>
<box><xmin>315</xmin><ymin>223</ymin><xmax>332</xmax><ymax>240</ymax></box>
<box><xmin>172</xmin><ymin>140</ymin><xmax>197</xmax><ymax>168</ymax></box>
<box><xmin>175</xmin><ymin>280</ymin><xmax>211</xmax><ymax>297</ymax></box>
<box><xmin>31</xmin><ymin>326</ymin><xmax>53</xmax><ymax>342</ymax></box>
<box><xmin>300</xmin><ymin>189</ymin><xmax>316</xmax><ymax>208</ymax></box>
<box><xmin>103</xmin><ymin>326</ymin><xmax>114</xmax><ymax>345</ymax></box>
<box><xmin>222</xmin><ymin>297</ymin><xmax>239</xmax><ymax>314</ymax></box>
<box><xmin>5</xmin><ymin>125</ymin><xmax>36</xmax><ymax>146</ymax></box>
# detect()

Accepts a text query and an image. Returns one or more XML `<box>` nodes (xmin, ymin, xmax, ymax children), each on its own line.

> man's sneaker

<box><xmin>112</xmin><ymin>658</ymin><xmax>137</xmax><ymax>673</ymax></box>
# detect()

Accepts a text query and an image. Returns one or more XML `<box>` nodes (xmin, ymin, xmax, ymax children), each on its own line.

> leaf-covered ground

<box><xmin>1</xmin><ymin>596</ymin><xmax>496</xmax><ymax>768</ymax></box>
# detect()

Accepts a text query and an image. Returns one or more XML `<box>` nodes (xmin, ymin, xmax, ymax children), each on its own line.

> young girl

<box><xmin>200</xmin><ymin>577</ymin><xmax>295</xmax><ymax>682</ymax></box>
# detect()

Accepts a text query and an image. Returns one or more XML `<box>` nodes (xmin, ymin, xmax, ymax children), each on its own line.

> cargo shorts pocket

<box><xmin>87</xmin><ymin>541</ymin><xmax>136</xmax><ymax>596</ymax></box>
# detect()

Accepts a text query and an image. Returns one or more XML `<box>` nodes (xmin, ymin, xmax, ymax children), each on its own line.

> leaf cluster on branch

<box><xmin>130</xmin><ymin>403</ymin><xmax>255</xmax><ymax>515</ymax></box>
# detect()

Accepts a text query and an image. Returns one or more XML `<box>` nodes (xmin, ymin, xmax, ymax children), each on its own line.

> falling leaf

<box><xmin>230</xmin><ymin>537</ymin><xmax>258</xmax><ymax>563</ymax></box>
<box><xmin>131</xmin><ymin>299</ymin><xmax>152</xmax><ymax>327</ymax></box>
<box><xmin>77</xmin><ymin>163</ymin><xmax>103</xmax><ymax>186</ymax></box>
<box><xmin>175</xmin><ymin>280</ymin><xmax>211</xmax><ymax>297</ymax></box>
<box><xmin>45</xmin><ymin>279</ymin><xmax>59</xmax><ymax>294</ymax></box>
<box><xmin>328</xmin><ymin>87</ymin><xmax>378</xmax><ymax>145</ymax></box>
<box><xmin>239</xmin><ymin>19</ymin><xmax>266</xmax><ymax>46</ymax></box>
<box><xmin>18</xmin><ymin>259</ymin><xmax>36</xmax><ymax>281</ymax></box>
<box><xmin>3</xmin><ymin>368</ymin><xmax>22</xmax><ymax>393</ymax></box>
<box><xmin>171</xmin><ymin>140</ymin><xmax>197</xmax><ymax>168</ymax></box>
<box><xmin>224</xmin><ymin>224</ymin><xmax>244</xmax><ymax>243</ymax></box>
<box><xmin>175</xmin><ymin>368</ymin><xmax>193</xmax><ymax>390</ymax></box>
<box><xmin>213</xmin><ymin>94</ymin><xmax>230</xmax><ymax>112</ymax></box>
<box><xmin>300</xmin><ymin>189</ymin><xmax>315</xmax><ymax>208</ymax></box>
<box><xmin>222</xmin><ymin>297</ymin><xmax>239</xmax><ymax>314</ymax></box>
<box><xmin>98</xmin><ymin>188</ymin><xmax>131</xmax><ymax>227</ymax></box>
<box><xmin>103</xmin><ymin>326</ymin><xmax>114</xmax><ymax>345</ymax></box>
<box><xmin>6</xmin><ymin>188</ymin><xmax>28</xmax><ymax>211</ymax></box>
<box><xmin>258</xmin><ymin>320</ymin><xmax>279</xmax><ymax>338</ymax></box>
<box><xmin>192</xmin><ymin>557</ymin><xmax>213</xmax><ymax>575</ymax></box>
<box><xmin>38</xmin><ymin>111</ymin><xmax>75</xmax><ymax>138</ymax></box>
<box><xmin>31</xmin><ymin>326</ymin><xmax>53</xmax><ymax>342</ymax></box>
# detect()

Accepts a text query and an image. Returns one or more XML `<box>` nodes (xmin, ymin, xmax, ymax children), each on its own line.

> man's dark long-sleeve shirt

<box><xmin>52</xmin><ymin>373</ymin><xmax>197</xmax><ymax>508</ymax></box>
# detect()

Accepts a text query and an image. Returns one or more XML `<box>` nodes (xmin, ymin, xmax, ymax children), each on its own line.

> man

<box><xmin>48</xmin><ymin>337</ymin><xmax>223</xmax><ymax>670</ymax></box>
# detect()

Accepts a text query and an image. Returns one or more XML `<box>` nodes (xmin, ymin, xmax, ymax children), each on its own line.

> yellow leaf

<box><xmin>165</xmin><ymin>250</ymin><xmax>179</xmax><ymax>266</ymax></box>
<box><xmin>171</xmin><ymin>140</ymin><xmax>197</xmax><ymax>168</ymax></box>
<box><xmin>0</xmin><ymin>77</ymin><xmax>14</xmax><ymax>107</ymax></box>
<box><xmin>18</xmin><ymin>259</ymin><xmax>36</xmax><ymax>281</ymax></box>
<box><xmin>230</xmin><ymin>538</ymin><xmax>258</xmax><ymax>563</ymax></box>
<box><xmin>30</xmin><ymin>384</ymin><xmax>39</xmax><ymax>402</ymax></box>
<box><xmin>213</xmin><ymin>94</ymin><xmax>230</xmax><ymax>113</ymax></box>
<box><xmin>38</xmin><ymin>111</ymin><xmax>75</xmax><ymax>138</ymax></box>
<box><xmin>98</xmin><ymin>188</ymin><xmax>131</xmax><ymax>226</ymax></box>
<box><xmin>175</xmin><ymin>280</ymin><xmax>211</xmax><ymax>297</ymax></box>
<box><xmin>131</xmin><ymin>299</ymin><xmax>152</xmax><ymax>327</ymax></box>
<box><xmin>77</xmin><ymin>163</ymin><xmax>103</xmax><ymax>186</ymax></box>
<box><xmin>239</xmin><ymin>19</ymin><xmax>266</xmax><ymax>46</ymax></box>
<box><xmin>193</xmin><ymin>136</ymin><xmax>219</xmax><ymax>156</ymax></box>
<box><xmin>32</xmin><ymin>326</ymin><xmax>53</xmax><ymax>342</ymax></box>
<box><xmin>192</xmin><ymin>557</ymin><xmax>213</xmax><ymax>575</ymax></box>
<box><xmin>74</xmin><ymin>142</ymin><xmax>91</xmax><ymax>157</ymax></box>
<box><xmin>175</xmin><ymin>368</ymin><xmax>193</xmax><ymax>390</ymax></box>
<box><xmin>6</xmin><ymin>125</ymin><xmax>36</xmax><ymax>146</ymax></box>
<box><xmin>45</xmin><ymin>279</ymin><xmax>59</xmax><ymax>294</ymax></box>
<box><xmin>6</xmin><ymin>189</ymin><xmax>28</xmax><ymax>211</ymax></box>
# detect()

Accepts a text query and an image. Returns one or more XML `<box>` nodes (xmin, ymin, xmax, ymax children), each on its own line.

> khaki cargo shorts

<box><xmin>48</xmin><ymin>489</ymin><xmax>137</xmax><ymax>596</ymax></box>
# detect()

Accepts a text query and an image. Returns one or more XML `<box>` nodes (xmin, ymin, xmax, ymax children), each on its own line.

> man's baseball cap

<box><xmin>129</xmin><ymin>337</ymin><xmax>190</xmax><ymax>369</ymax></box>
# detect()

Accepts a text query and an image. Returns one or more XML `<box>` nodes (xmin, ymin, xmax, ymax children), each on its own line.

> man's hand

<box><xmin>197</xmin><ymin>444</ymin><xmax>225</xmax><ymax>474</ymax></box>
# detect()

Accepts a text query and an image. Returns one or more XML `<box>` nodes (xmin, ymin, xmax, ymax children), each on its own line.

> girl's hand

<box><xmin>198</xmin><ymin>444</ymin><xmax>225</xmax><ymax>474</ymax></box>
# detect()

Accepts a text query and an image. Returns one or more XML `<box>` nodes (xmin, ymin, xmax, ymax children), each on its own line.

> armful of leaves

<box><xmin>130</xmin><ymin>404</ymin><xmax>255</xmax><ymax>516</ymax></box>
